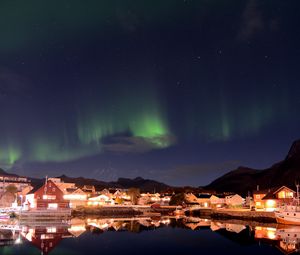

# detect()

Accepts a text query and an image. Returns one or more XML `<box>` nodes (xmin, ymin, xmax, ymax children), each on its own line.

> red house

<box><xmin>25</xmin><ymin>180</ymin><xmax>70</xmax><ymax>210</ymax></box>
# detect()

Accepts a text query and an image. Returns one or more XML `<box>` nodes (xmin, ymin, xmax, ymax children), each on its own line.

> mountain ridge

<box><xmin>206</xmin><ymin>139</ymin><xmax>300</xmax><ymax>194</ymax></box>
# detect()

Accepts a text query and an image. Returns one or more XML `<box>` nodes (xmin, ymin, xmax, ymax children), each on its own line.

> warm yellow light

<box><xmin>68</xmin><ymin>225</ymin><xmax>86</xmax><ymax>232</ymax></box>
<box><xmin>42</xmin><ymin>195</ymin><xmax>56</xmax><ymax>200</ymax></box>
<box><xmin>267</xmin><ymin>230</ymin><xmax>276</xmax><ymax>240</ymax></box>
<box><xmin>278</xmin><ymin>191</ymin><xmax>286</xmax><ymax>199</ymax></box>
<box><xmin>265</xmin><ymin>200</ymin><xmax>276</xmax><ymax>211</ymax></box>
<box><xmin>64</xmin><ymin>194</ymin><xmax>87</xmax><ymax>200</ymax></box>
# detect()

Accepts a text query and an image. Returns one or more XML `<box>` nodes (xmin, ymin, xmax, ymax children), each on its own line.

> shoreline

<box><xmin>187</xmin><ymin>208</ymin><xmax>276</xmax><ymax>223</ymax></box>
<box><xmin>71</xmin><ymin>205</ymin><xmax>176</xmax><ymax>217</ymax></box>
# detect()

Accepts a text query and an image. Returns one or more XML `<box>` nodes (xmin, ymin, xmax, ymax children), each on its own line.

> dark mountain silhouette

<box><xmin>0</xmin><ymin>168</ymin><xmax>18</xmax><ymax>177</ymax></box>
<box><xmin>110</xmin><ymin>177</ymin><xmax>169</xmax><ymax>192</ymax></box>
<box><xmin>0</xmin><ymin>168</ymin><xmax>170</xmax><ymax>192</ymax></box>
<box><xmin>206</xmin><ymin>139</ymin><xmax>300</xmax><ymax>194</ymax></box>
<box><xmin>56</xmin><ymin>175</ymin><xmax>170</xmax><ymax>193</ymax></box>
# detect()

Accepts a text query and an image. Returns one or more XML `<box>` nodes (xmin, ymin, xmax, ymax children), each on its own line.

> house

<box><xmin>87</xmin><ymin>194</ymin><xmax>114</xmax><ymax>206</ymax></box>
<box><xmin>253</xmin><ymin>189</ymin><xmax>268</xmax><ymax>210</ymax></box>
<box><xmin>0</xmin><ymin>174</ymin><xmax>31</xmax><ymax>193</ymax></box>
<box><xmin>210</xmin><ymin>194</ymin><xmax>226</xmax><ymax>208</ymax></box>
<box><xmin>253</xmin><ymin>186</ymin><xmax>295</xmax><ymax>211</ymax></box>
<box><xmin>262</xmin><ymin>186</ymin><xmax>295</xmax><ymax>211</ymax></box>
<box><xmin>113</xmin><ymin>189</ymin><xmax>130</xmax><ymax>200</ymax></box>
<box><xmin>99</xmin><ymin>188</ymin><xmax>111</xmax><ymax>196</ymax></box>
<box><xmin>24</xmin><ymin>180</ymin><xmax>70</xmax><ymax>210</ymax></box>
<box><xmin>63</xmin><ymin>188</ymin><xmax>87</xmax><ymax>208</ymax></box>
<box><xmin>225</xmin><ymin>194</ymin><xmax>244</xmax><ymax>207</ymax></box>
<box><xmin>48</xmin><ymin>178</ymin><xmax>77</xmax><ymax>195</ymax></box>
<box><xmin>196</xmin><ymin>194</ymin><xmax>211</xmax><ymax>207</ymax></box>
<box><xmin>161</xmin><ymin>195</ymin><xmax>171</xmax><ymax>205</ymax></box>
<box><xmin>82</xmin><ymin>185</ymin><xmax>96</xmax><ymax>195</ymax></box>
<box><xmin>185</xmin><ymin>193</ymin><xmax>199</xmax><ymax>205</ymax></box>
<box><xmin>138</xmin><ymin>195</ymin><xmax>151</xmax><ymax>205</ymax></box>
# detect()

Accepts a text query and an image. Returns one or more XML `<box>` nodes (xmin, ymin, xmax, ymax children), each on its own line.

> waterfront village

<box><xmin>0</xmin><ymin>172</ymin><xmax>296</xmax><ymax>217</ymax></box>
<box><xmin>0</xmin><ymin>173</ymin><xmax>298</xmax><ymax>254</ymax></box>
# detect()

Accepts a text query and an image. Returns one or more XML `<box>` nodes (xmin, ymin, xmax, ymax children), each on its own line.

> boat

<box><xmin>276</xmin><ymin>225</ymin><xmax>300</xmax><ymax>253</ymax></box>
<box><xmin>275</xmin><ymin>184</ymin><xmax>300</xmax><ymax>225</ymax></box>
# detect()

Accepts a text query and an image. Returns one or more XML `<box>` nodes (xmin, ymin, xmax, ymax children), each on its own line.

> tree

<box><xmin>169</xmin><ymin>193</ymin><xmax>186</xmax><ymax>206</ymax></box>
<box><xmin>115</xmin><ymin>197</ymin><xmax>124</xmax><ymax>204</ymax></box>
<box><xmin>5</xmin><ymin>184</ymin><xmax>17</xmax><ymax>194</ymax></box>
<box><xmin>127</xmin><ymin>188</ymin><xmax>140</xmax><ymax>205</ymax></box>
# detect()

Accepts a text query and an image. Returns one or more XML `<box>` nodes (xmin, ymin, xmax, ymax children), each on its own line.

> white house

<box><xmin>87</xmin><ymin>194</ymin><xmax>114</xmax><ymax>206</ymax></box>
<box><xmin>210</xmin><ymin>195</ymin><xmax>226</xmax><ymax>208</ymax></box>
<box><xmin>225</xmin><ymin>194</ymin><xmax>244</xmax><ymax>207</ymax></box>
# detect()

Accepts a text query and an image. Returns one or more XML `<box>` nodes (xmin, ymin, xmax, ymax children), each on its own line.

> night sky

<box><xmin>0</xmin><ymin>0</ymin><xmax>300</xmax><ymax>186</ymax></box>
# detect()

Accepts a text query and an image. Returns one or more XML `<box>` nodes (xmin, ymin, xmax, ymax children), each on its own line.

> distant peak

<box><xmin>286</xmin><ymin>139</ymin><xmax>300</xmax><ymax>160</ymax></box>
<box><xmin>57</xmin><ymin>174</ymin><xmax>68</xmax><ymax>179</ymax></box>
<box><xmin>134</xmin><ymin>177</ymin><xmax>144</xmax><ymax>181</ymax></box>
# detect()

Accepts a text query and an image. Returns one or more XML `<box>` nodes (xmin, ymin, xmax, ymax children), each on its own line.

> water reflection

<box><xmin>0</xmin><ymin>216</ymin><xmax>300</xmax><ymax>254</ymax></box>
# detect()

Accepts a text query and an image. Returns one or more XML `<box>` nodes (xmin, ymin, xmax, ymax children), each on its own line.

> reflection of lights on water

<box><xmin>267</xmin><ymin>230</ymin><xmax>277</xmax><ymax>240</ymax></box>
<box><xmin>68</xmin><ymin>225</ymin><xmax>86</xmax><ymax>232</ymax></box>
<box><xmin>15</xmin><ymin>236</ymin><xmax>22</xmax><ymax>244</ymax></box>
<box><xmin>161</xmin><ymin>219</ymin><xmax>171</xmax><ymax>225</ymax></box>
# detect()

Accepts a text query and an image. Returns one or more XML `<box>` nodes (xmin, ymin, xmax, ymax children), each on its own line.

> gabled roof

<box><xmin>212</xmin><ymin>194</ymin><xmax>226</xmax><ymax>198</ymax></box>
<box><xmin>66</xmin><ymin>188</ymin><xmax>78</xmax><ymax>193</ymax></box>
<box><xmin>273</xmin><ymin>185</ymin><xmax>295</xmax><ymax>195</ymax></box>
<box><xmin>253</xmin><ymin>185</ymin><xmax>296</xmax><ymax>195</ymax></box>
<box><xmin>262</xmin><ymin>192</ymin><xmax>276</xmax><ymax>200</ymax></box>
<box><xmin>27</xmin><ymin>185</ymin><xmax>41</xmax><ymax>195</ymax></box>
<box><xmin>82</xmin><ymin>185</ymin><xmax>95</xmax><ymax>190</ymax></box>
<box><xmin>27</xmin><ymin>180</ymin><xmax>62</xmax><ymax>195</ymax></box>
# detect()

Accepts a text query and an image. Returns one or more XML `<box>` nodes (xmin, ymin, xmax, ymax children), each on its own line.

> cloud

<box><xmin>237</xmin><ymin>0</ymin><xmax>264</xmax><ymax>41</ymax></box>
<box><xmin>102</xmin><ymin>135</ymin><xmax>176</xmax><ymax>153</ymax></box>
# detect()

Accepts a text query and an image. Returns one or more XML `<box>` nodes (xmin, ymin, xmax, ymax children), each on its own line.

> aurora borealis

<box><xmin>0</xmin><ymin>0</ymin><xmax>300</xmax><ymax>185</ymax></box>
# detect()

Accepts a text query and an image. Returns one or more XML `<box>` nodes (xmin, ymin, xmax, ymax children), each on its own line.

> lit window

<box><xmin>41</xmin><ymin>234</ymin><xmax>54</xmax><ymax>240</ymax></box>
<box><xmin>46</xmin><ymin>227</ymin><xmax>57</xmax><ymax>233</ymax></box>
<box><xmin>256</xmin><ymin>202</ymin><xmax>261</xmax><ymax>206</ymax></box>
<box><xmin>43</xmin><ymin>195</ymin><xmax>56</xmax><ymax>200</ymax></box>
<box><xmin>278</xmin><ymin>191</ymin><xmax>286</xmax><ymax>198</ymax></box>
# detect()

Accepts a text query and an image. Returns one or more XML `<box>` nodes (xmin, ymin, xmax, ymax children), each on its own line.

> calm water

<box><xmin>0</xmin><ymin>216</ymin><xmax>297</xmax><ymax>255</ymax></box>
